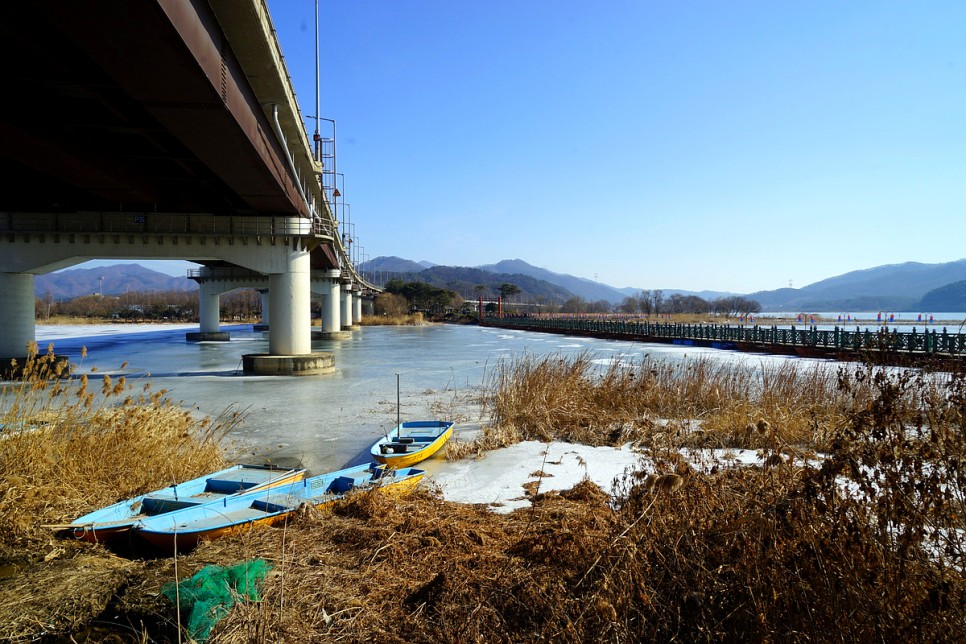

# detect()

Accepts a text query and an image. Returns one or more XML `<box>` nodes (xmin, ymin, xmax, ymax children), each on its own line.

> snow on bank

<box><xmin>424</xmin><ymin>438</ymin><xmax>779</xmax><ymax>513</ymax></box>
<box><xmin>424</xmin><ymin>441</ymin><xmax>642</xmax><ymax>513</ymax></box>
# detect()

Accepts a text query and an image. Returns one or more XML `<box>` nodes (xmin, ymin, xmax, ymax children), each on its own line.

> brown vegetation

<box><xmin>358</xmin><ymin>312</ymin><xmax>427</xmax><ymax>326</ymax></box>
<box><xmin>474</xmin><ymin>352</ymin><xmax>852</xmax><ymax>453</ymax></box>
<box><xmin>0</xmin><ymin>346</ymin><xmax>231</xmax><ymax>557</ymax></box>
<box><xmin>0</xmin><ymin>348</ymin><xmax>963</xmax><ymax>642</ymax></box>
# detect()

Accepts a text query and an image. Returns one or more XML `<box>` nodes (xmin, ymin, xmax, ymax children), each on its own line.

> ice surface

<box><xmin>30</xmin><ymin>322</ymin><xmax>827</xmax><ymax>504</ymax></box>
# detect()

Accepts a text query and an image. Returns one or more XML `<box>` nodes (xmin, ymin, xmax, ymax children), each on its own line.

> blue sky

<box><xmin>90</xmin><ymin>1</ymin><xmax>966</xmax><ymax>294</ymax></box>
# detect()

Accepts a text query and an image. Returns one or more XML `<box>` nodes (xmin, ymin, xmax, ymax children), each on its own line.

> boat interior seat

<box><xmin>330</xmin><ymin>474</ymin><xmax>373</xmax><ymax>493</ymax></box>
<box><xmin>141</xmin><ymin>495</ymin><xmax>205</xmax><ymax>515</ymax></box>
<box><xmin>250</xmin><ymin>495</ymin><xmax>304</xmax><ymax>513</ymax></box>
<box><xmin>205</xmin><ymin>477</ymin><xmax>261</xmax><ymax>493</ymax></box>
<box><xmin>397</xmin><ymin>437</ymin><xmax>415</xmax><ymax>444</ymax></box>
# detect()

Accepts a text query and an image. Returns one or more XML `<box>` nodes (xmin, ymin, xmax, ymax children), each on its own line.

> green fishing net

<box><xmin>161</xmin><ymin>560</ymin><xmax>272</xmax><ymax>642</ymax></box>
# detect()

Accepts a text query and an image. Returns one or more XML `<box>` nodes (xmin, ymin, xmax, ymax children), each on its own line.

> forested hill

<box><xmin>919</xmin><ymin>280</ymin><xmax>966</xmax><ymax>311</ymax></box>
<box><xmin>411</xmin><ymin>266</ymin><xmax>574</xmax><ymax>302</ymax></box>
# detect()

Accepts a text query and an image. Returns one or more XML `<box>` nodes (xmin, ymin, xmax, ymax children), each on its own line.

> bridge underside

<box><xmin>0</xmin><ymin>1</ymin><xmax>350</xmax><ymax>375</ymax></box>
<box><xmin>0</xmin><ymin>0</ymin><xmax>305</xmax><ymax>217</ymax></box>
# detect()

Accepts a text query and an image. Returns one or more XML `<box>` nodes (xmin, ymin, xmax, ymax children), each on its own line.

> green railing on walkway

<box><xmin>482</xmin><ymin>316</ymin><xmax>966</xmax><ymax>357</ymax></box>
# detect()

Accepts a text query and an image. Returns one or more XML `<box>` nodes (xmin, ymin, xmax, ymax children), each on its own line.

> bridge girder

<box><xmin>0</xmin><ymin>0</ymin><xmax>308</xmax><ymax>218</ymax></box>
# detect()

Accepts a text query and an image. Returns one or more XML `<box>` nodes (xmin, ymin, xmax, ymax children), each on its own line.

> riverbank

<box><xmin>1</xmin><ymin>345</ymin><xmax>962</xmax><ymax>641</ymax></box>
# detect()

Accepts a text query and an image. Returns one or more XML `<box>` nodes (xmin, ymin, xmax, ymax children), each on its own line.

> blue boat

<box><xmin>67</xmin><ymin>464</ymin><xmax>306</xmax><ymax>544</ymax></box>
<box><xmin>135</xmin><ymin>462</ymin><xmax>426</xmax><ymax>551</ymax></box>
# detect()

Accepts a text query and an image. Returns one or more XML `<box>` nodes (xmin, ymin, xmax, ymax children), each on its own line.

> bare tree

<box><xmin>639</xmin><ymin>290</ymin><xmax>653</xmax><ymax>315</ymax></box>
<box><xmin>588</xmin><ymin>299</ymin><xmax>612</xmax><ymax>313</ymax></box>
<box><xmin>560</xmin><ymin>296</ymin><xmax>587</xmax><ymax>314</ymax></box>
<box><xmin>617</xmin><ymin>296</ymin><xmax>640</xmax><ymax>314</ymax></box>
<box><xmin>374</xmin><ymin>292</ymin><xmax>408</xmax><ymax>317</ymax></box>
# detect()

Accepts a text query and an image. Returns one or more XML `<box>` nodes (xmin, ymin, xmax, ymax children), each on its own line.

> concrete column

<box><xmin>0</xmin><ymin>272</ymin><xmax>36</xmax><ymax>358</ymax></box>
<box><xmin>187</xmin><ymin>282</ymin><xmax>231</xmax><ymax>341</ymax></box>
<box><xmin>354</xmin><ymin>293</ymin><xmax>363</xmax><ymax>321</ymax></box>
<box><xmin>259</xmin><ymin>289</ymin><xmax>270</xmax><ymax>325</ymax></box>
<box><xmin>322</xmin><ymin>278</ymin><xmax>341</xmax><ymax>333</ymax></box>
<box><xmin>243</xmin><ymin>250</ymin><xmax>335</xmax><ymax>375</ymax></box>
<box><xmin>267</xmin><ymin>248</ymin><xmax>311</xmax><ymax>355</ymax></box>
<box><xmin>361</xmin><ymin>296</ymin><xmax>375</xmax><ymax>317</ymax></box>
<box><xmin>341</xmin><ymin>286</ymin><xmax>353</xmax><ymax>328</ymax></box>
<box><xmin>199</xmin><ymin>283</ymin><xmax>221</xmax><ymax>333</ymax></box>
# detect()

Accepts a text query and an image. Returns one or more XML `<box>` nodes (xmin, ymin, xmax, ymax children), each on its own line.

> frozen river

<box><xmin>34</xmin><ymin>322</ymin><xmax>815</xmax><ymax>477</ymax></box>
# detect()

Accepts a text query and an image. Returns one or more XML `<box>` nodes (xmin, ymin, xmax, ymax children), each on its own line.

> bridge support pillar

<box><xmin>341</xmin><ymin>286</ymin><xmax>357</xmax><ymax>329</ymax></box>
<box><xmin>253</xmin><ymin>289</ymin><xmax>269</xmax><ymax>331</ymax></box>
<box><xmin>311</xmin><ymin>272</ymin><xmax>349</xmax><ymax>340</ymax></box>
<box><xmin>245</xmin><ymin>248</ymin><xmax>334</xmax><ymax>375</ymax></box>
<box><xmin>267</xmin><ymin>250</ymin><xmax>310</xmax><ymax>355</ymax></box>
<box><xmin>186</xmin><ymin>282</ymin><xmax>230</xmax><ymax>342</ymax></box>
<box><xmin>0</xmin><ymin>272</ymin><xmax>37</xmax><ymax>372</ymax></box>
<box><xmin>354</xmin><ymin>293</ymin><xmax>363</xmax><ymax>323</ymax></box>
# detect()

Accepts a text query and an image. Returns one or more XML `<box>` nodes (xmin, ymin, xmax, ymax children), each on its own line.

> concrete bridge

<box><xmin>0</xmin><ymin>0</ymin><xmax>374</xmax><ymax>375</ymax></box>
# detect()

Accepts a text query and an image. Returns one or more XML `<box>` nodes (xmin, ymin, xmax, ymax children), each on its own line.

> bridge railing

<box><xmin>0</xmin><ymin>212</ymin><xmax>336</xmax><ymax>238</ymax></box>
<box><xmin>484</xmin><ymin>316</ymin><xmax>966</xmax><ymax>357</ymax></box>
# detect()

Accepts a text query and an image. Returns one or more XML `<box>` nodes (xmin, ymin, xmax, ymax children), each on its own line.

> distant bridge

<box><xmin>0</xmin><ymin>0</ymin><xmax>374</xmax><ymax>374</ymax></box>
<box><xmin>483</xmin><ymin>316</ymin><xmax>966</xmax><ymax>367</ymax></box>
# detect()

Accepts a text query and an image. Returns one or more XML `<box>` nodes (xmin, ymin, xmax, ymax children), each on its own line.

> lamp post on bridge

<box><xmin>346</xmin><ymin>222</ymin><xmax>356</xmax><ymax>267</ymax></box>
<box><xmin>333</xmin><ymin>171</ymin><xmax>346</xmax><ymax>231</ymax></box>
<box><xmin>340</xmin><ymin>201</ymin><xmax>351</xmax><ymax>248</ymax></box>
<box><xmin>307</xmin><ymin>115</ymin><xmax>338</xmax><ymax>220</ymax></box>
<box><xmin>318</xmin><ymin>116</ymin><xmax>337</xmax><ymax>194</ymax></box>
<box><xmin>314</xmin><ymin>0</ymin><xmax>321</xmax><ymax>162</ymax></box>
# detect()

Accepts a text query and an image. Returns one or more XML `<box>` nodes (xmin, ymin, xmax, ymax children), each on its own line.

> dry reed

<box><xmin>357</xmin><ymin>313</ymin><xmax>427</xmax><ymax>326</ymax></box>
<box><xmin>3</xmin><ymin>345</ymin><xmax>964</xmax><ymax>642</ymax></box>
<box><xmin>484</xmin><ymin>352</ymin><xmax>864</xmax><ymax>452</ymax></box>
<box><xmin>0</xmin><ymin>344</ymin><xmax>234</xmax><ymax>640</ymax></box>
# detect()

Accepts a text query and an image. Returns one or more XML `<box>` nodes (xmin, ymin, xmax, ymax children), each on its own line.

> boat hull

<box><xmin>371</xmin><ymin>420</ymin><xmax>455</xmax><ymax>469</ymax></box>
<box><xmin>68</xmin><ymin>464</ymin><xmax>305</xmax><ymax>544</ymax></box>
<box><xmin>135</xmin><ymin>464</ymin><xmax>425</xmax><ymax>552</ymax></box>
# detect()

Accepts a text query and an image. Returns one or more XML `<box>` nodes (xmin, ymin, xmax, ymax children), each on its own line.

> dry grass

<box><xmin>37</xmin><ymin>316</ymin><xmax>112</xmax><ymax>325</ymax></box>
<box><xmin>0</xmin><ymin>344</ymin><xmax>232</xmax><ymax>562</ymax></box>
<box><xmin>2</xmin><ymin>346</ymin><xmax>964</xmax><ymax>642</ymax></box>
<box><xmin>483</xmin><ymin>352</ymin><xmax>861</xmax><ymax>452</ymax></box>
<box><xmin>358</xmin><ymin>313</ymin><xmax>427</xmax><ymax>326</ymax></box>
<box><xmin>0</xmin><ymin>554</ymin><xmax>143</xmax><ymax>642</ymax></box>
<box><xmin>120</xmin><ymin>422</ymin><xmax>964</xmax><ymax>642</ymax></box>
<box><xmin>0</xmin><ymin>345</ymin><xmax>235</xmax><ymax>641</ymax></box>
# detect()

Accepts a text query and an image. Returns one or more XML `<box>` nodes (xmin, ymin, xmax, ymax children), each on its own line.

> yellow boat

<box><xmin>370</xmin><ymin>420</ymin><xmax>455</xmax><ymax>469</ymax></box>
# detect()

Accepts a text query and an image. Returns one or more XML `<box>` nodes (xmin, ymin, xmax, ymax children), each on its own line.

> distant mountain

<box><xmin>920</xmin><ymin>280</ymin><xmax>966</xmax><ymax>311</ymax></box>
<box><xmin>417</xmin><ymin>260</ymin><xmax>437</xmax><ymax>269</ymax></box>
<box><xmin>368</xmin><ymin>255</ymin><xmax>966</xmax><ymax>312</ymax></box>
<box><xmin>361</xmin><ymin>256</ymin><xmax>427</xmax><ymax>273</ymax></box>
<box><xmin>477</xmin><ymin>260</ymin><xmax>629</xmax><ymax>304</ymax></box>
<box><xmin>751</xmin><ymin>259</ymin><xmax>966</xmax><ymax>310</ymax></box>
<box><xmin>418</xmin><ymin>265</ymin><xmax>573</xmax><ymax>302</ymax></box>
<box><xmin>477</xmin><ymin>260</ymin><xmax>737</xmax><ymax>305</ymax></box>
<box><xmin>36</xmin><ymin>264</ymin><xmax>197</xmax><ymax>299</ymax></box>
